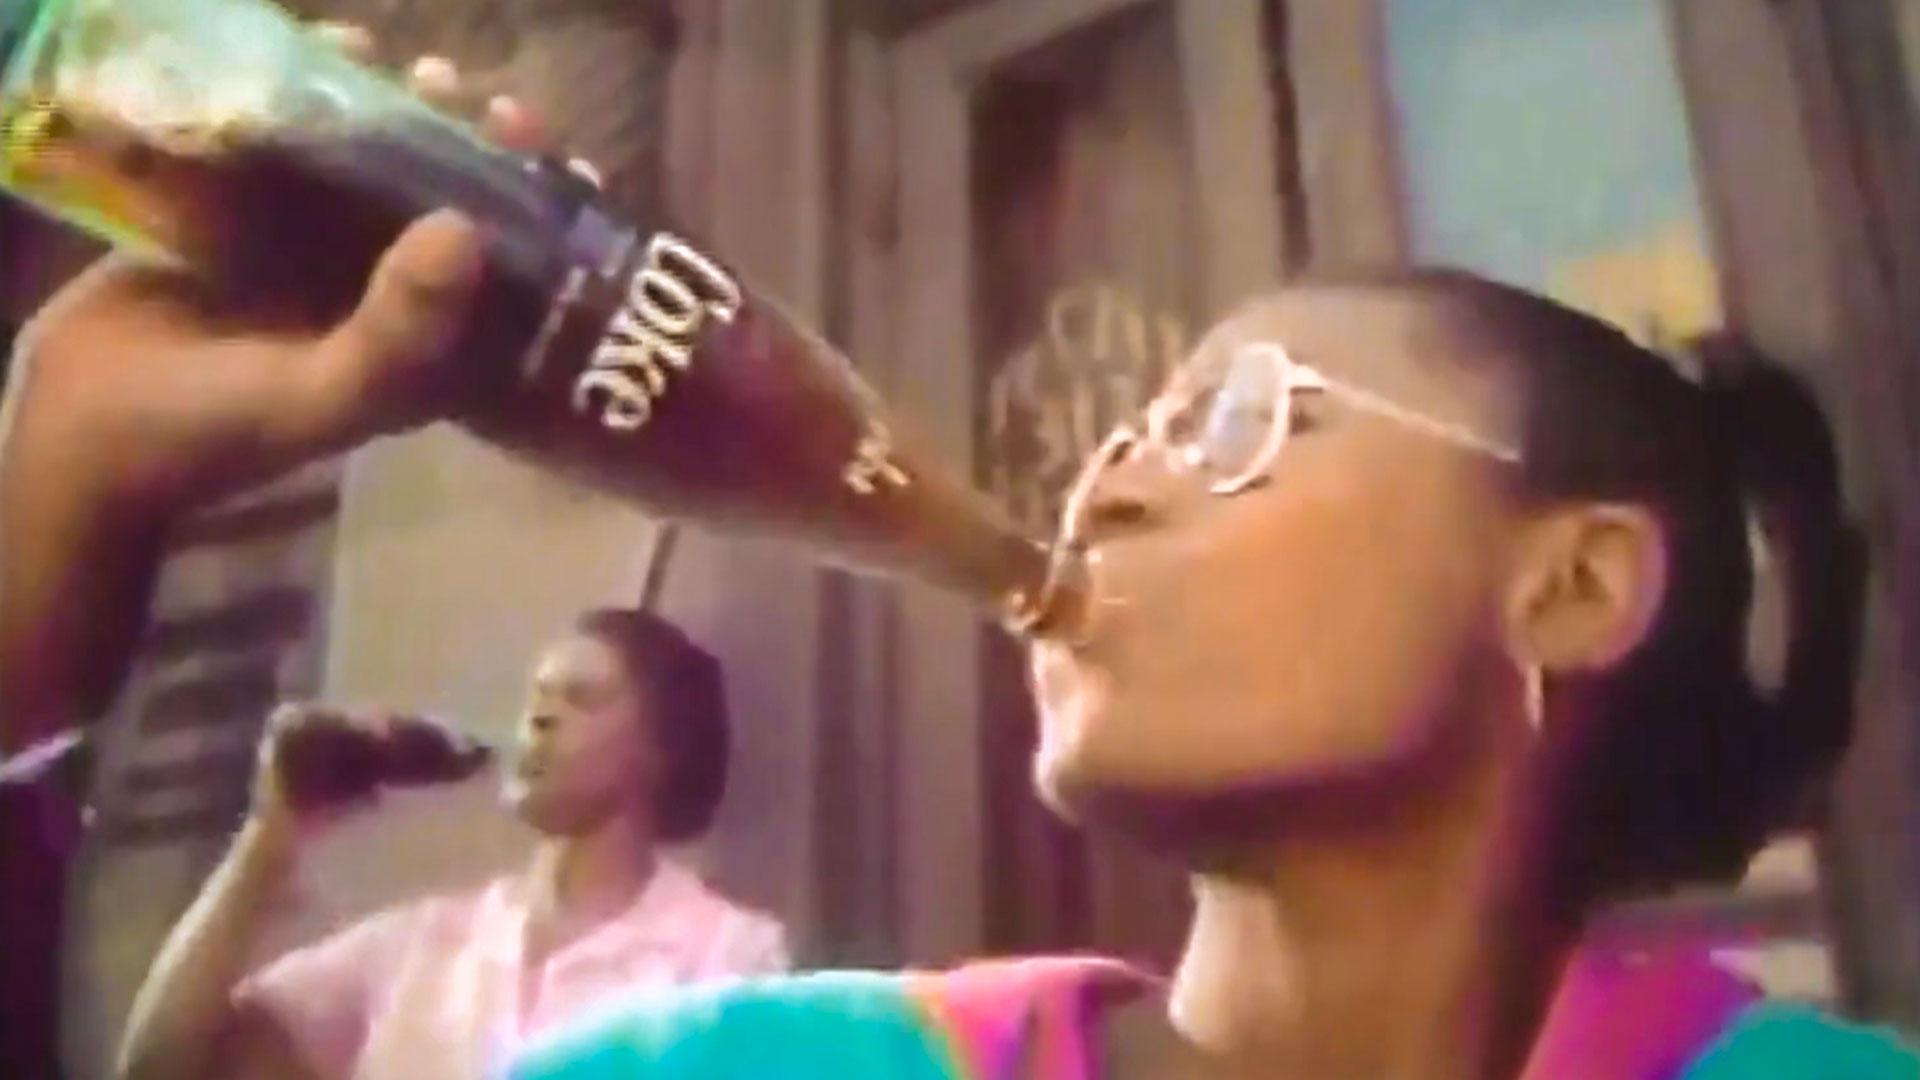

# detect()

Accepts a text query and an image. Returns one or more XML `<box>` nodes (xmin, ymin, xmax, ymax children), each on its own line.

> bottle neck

<box><xmin>468</xmin><ymin>195</ymin><xmax>1074</xmax><ymax>638</ymax></box>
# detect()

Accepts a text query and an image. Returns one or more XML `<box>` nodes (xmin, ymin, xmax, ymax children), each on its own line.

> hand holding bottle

<box><xmin>0</xmin><ymin>6</ymin><xmax>1086</xmax><ymax>763</ymax></box>
<box><xmin>0</xmin><ymin>34</ymin><xmax>564</xmax><ymax>755</ymax></box>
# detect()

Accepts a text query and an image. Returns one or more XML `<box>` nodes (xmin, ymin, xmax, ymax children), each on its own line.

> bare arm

<box><xmin>118</xmin><ymin>702</ymin><xmax>389</xmax><ymax>1080</ymax></box>
<box><xmin>116</xmin><ymin>815</ymin><xmax>309</xmax><ymax>1080</ymax></box>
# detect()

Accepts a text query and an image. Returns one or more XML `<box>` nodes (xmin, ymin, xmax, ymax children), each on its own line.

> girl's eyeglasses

<box><xmin>1095</xmin><ymin>342</ymin><xmax>1523</xmax><ymax>496</ymax></box>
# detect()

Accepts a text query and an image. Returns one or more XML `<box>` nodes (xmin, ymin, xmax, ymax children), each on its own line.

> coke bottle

<box><xmin>0</xmin><ymin>0</ymin><xmax>1085</xmax><ymax>637</ymax></box>
<box><xmin>270</xmin><ymin>707</ymin><xmax>492</xmax><ymax>812</ymax></box>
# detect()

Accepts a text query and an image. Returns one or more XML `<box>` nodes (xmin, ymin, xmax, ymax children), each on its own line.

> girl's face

<box><xmin>1029</xmin><ymin>291</ymin><xmax>1530</xmax><ymax>834</ymax></box>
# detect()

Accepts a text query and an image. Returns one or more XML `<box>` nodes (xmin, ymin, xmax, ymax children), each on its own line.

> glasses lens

<box><xmin>1147</xmin><ymin>346</ymin><xmax>1280</xmax><ymax>482</ymax></box>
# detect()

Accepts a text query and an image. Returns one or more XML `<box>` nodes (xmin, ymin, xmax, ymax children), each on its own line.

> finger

<box><xmin>408</xmin><ymin>56</ymin><xmax>499</xmax><ymax>121</ymax></box>
<box><xmin>303</xmin><ymin>788</ymin><xmax>381</xmax><ymax>827</ymax></box>
<box><xmin>312</xmin><ymin>21</ymin><xmax>376</xmax><ymax>64</ymax></box>
<box><xmin>264</xmin><ymin>702</ymin><xmax>312</xmax><ymax>737</ymax></box>
<box><xmin>479</xmin><ymin>96</ymin><xmax>595</xmax><ymax>184</ymax></box>
<box><xmin>317</xmin><ymin>210</ymin><xmax>483</xmax><ymax>436</ymax></box>
<box><xmin>331</xmin><ymin>209</ymin><xmax>483</xmax><ymax>373</ymax></box>
<box><xmin>481</xmin><ymin>95</ymin><xmax>554</xmax><ymax>156</ymax></box>
<box><xmin>566</xmin><ymin>156</ymin><xmax>605</xmax><ymax>191</ymax></box>
<box><xmin>407</xmin><ymin>55</ymin><xmax>462</xmax><ymax>105</ymax></box>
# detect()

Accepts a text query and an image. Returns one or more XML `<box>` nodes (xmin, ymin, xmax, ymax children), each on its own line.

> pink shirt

<box><xmin>1522</xmin><ymin>941</ymin><xmax>1761</xmax><ymax>1079</ymax></box>
<box><xmin>235</xmin><ymin>859</ymin><xmax>789</xmax><ymax>1080</ymax></box>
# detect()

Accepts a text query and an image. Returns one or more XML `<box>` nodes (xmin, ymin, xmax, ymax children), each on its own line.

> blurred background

<box><xmin>5</xmin><ymin>0</ymin><xmax>1920</xmax><ymax>1074</ymax></box>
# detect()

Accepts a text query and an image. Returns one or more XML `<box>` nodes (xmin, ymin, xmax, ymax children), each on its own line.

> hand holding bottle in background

<box><xmin>253</xmin><ymin>703</ymin><xmax>492</xmax><ymax>839</ymax></box>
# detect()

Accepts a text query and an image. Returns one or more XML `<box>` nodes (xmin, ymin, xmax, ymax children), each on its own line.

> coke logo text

<box><xmin>574</xmin><ymin>234</ymin><xmax>743</xmax><ymax>432</ymax></box>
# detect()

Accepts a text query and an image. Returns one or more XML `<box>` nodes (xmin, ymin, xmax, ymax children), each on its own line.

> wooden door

<box><xmin>864</xmin><ymin>0</ymin><xmax>1290</xmax><ymax>965</ymax></box>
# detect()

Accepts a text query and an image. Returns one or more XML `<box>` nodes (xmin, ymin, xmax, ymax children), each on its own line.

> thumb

<box><xmin>317</xmin><ymin>209</ymin><xmax>484</xmax><ymax>437</ymax></box>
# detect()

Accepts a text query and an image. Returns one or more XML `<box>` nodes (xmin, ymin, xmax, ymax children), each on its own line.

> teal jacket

<box><xmin>511</xmin><ymin>956</ymin><xmax>1920</xmax><ymax>1079</ymax></box>
<box><xmin>1687</xmin><ymin>1004</ymin><xmax>1918</xmax><ymax>1078</ymax></box>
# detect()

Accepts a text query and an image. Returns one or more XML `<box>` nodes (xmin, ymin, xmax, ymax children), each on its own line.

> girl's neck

<box><xmin>1164</xmin><ymin>719</ymin><xmax>1569</xmax><ymax>1079</ymax></box>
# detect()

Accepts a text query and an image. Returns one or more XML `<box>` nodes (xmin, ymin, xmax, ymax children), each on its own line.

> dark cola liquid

<box><xmin>2</xmin><ymin>97</ymin><xmax>614</xmax><ymax>399</ymax></box>
<box><xmin>184</xmin><ymin>118</ymin><xmax>608</xmax><ymax>408</ymax></box>
<box><xmin>274</xmin><ymin>711</ymin><xmax>492</xmax><ymax>811</ymax></box>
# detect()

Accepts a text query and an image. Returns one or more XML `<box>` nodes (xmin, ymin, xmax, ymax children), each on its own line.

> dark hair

<box><xmin>574</xmin><ymin>608</ymin><xmax>730</xmax><ymax>842</ymax></box>
<box><xmin>1337</xmin><ymin>269</ymin><xmax>1865</xmax><ymax>913</ymax></box>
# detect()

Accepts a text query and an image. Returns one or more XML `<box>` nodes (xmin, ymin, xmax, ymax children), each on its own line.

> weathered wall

<box><xmin>306</xmin><ymin>0</ymin><xmax>839</xmax><ymax>958</ymax></box>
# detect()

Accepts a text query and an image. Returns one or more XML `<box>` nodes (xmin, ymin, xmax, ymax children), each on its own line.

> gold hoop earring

<box><xmin>1522</xmin><ymin>663</ymin><xmax>1546</xmax><ymax>733</ymax></box>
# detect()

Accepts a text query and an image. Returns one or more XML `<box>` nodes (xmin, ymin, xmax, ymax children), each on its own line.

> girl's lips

<box><xmin>1027</xmin><ymin>549</ymin><xmax>1124</xmax><ymax>720</ymax></box>
<box><xmin>1028</xmin><ymin>544</ymin><xmax>1118</xmax><ymax>648</ymax></box>
<box><xmin>1028</xmin><ymin>639</ymin><xmax>1077</xmax><ymax>736</ymax></box>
